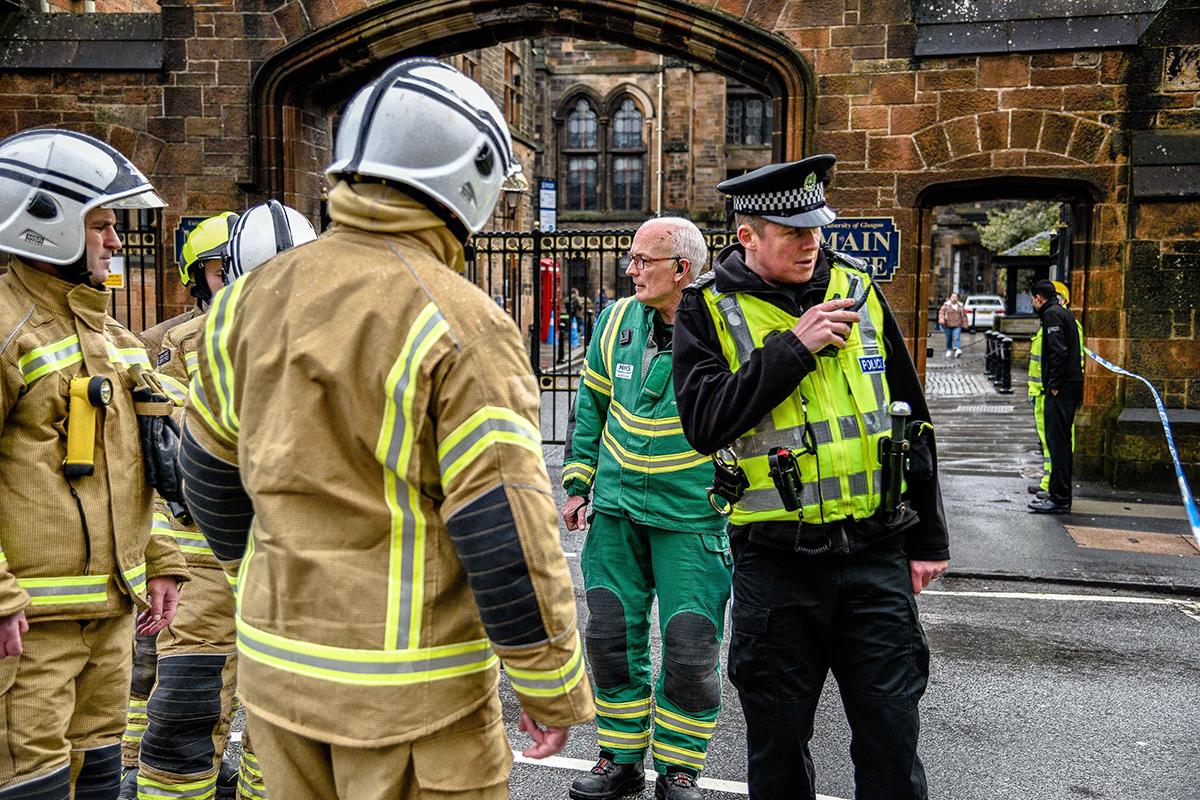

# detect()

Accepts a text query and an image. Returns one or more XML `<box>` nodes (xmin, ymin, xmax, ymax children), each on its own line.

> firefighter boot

<box><xmin>568</xmin><ymin>755</ymin><xmax>645</xmax><ymax>800</ymax></box>
<box><xmin>118</xmin><ymin>768</ymin><xmax>138</xmax><ymax>800</ymax></box>
<box><xmin>215</xmin><ymin>756</ymin><xmax>238</xmax><ymax>800</ymax></box>
<box><xmin>655</xmin><ymin>771</ymin><xmax>703</xmax><ymax>800</ymax></box>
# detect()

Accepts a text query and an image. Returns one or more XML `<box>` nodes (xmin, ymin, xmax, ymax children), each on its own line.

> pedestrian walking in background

<box><xmin>938</xmin><ymin>292</ymin><xmax>967</xmax><ymax>357</ymax></box>
<box><xmin>562</xmin><ymin>217</ymin><xmax>730</xmax><ymax>800</ymax></box>
<box><xmin>180</xmin><ymin>58</ymin><xmax>592</xmax><ymax>799</ymax></box>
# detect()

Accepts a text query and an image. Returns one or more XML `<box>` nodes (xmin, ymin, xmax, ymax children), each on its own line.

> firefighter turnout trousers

<box><xmin>582</xmin><ymin>511</ymin><xmax>732</xmax><ymax>775</ymax></box>
<box><xmin>135</xmin><ymin>561</ymin><xmax>265</xmax><ymax>800</ymax></box>
<box><xmin>244</xmin><ymin>695</ymin><xmax>509</xmax><ymax>800</ymax></box>
<box><xmin>0</xmin><ymin>615</ymin><xmax>132</xmax><ymax>799</ymax></box>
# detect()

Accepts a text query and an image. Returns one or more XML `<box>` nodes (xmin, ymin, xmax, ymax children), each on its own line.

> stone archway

<box><xmin>248</xmin><ymin>0</ymin><xmax>816</xmax><ymax>202</ymax></box>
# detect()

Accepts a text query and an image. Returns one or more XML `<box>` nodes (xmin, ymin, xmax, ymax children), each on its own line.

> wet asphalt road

<box><xmin>514</xmin><ymin>443</ymin><xmax>1200</xmax><ymax>800</ymax></box>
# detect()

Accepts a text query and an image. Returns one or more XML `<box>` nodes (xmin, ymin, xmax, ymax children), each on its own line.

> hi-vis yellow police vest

<box><xmin>1028</xmin><ymin>319</ymin><xmax>1084</xmax><ymax>397</ymax></box>
<box><xmin>703</xmin><ymin>263</ymin><xmax>895</xmax><ymax>526</ymax></box>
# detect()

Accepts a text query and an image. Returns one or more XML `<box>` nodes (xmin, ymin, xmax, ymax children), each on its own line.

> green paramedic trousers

<box><xmin>581</xmin><ymin>511</ymin><xmax>732</xmax><ymax>775</ymax></box>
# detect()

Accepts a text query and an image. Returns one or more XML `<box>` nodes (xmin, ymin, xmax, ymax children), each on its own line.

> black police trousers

<box><xmin>728</xmin><ymin>531</ymin><xmax>930</xmax><ymax>800</ymax></box>
<box><xmin>1044</xmin><ymin>384</ymin><xmax>1082</xmax><ymax>505</ymax></box>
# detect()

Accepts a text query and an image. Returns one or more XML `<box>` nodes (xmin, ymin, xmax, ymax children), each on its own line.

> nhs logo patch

<box><xmin>614</xmin><ymin>363</ymin><xmax>635</xmax><ymax>380</ymax></box>
<box><xmin>858</xmin><ymin>355</ymin><xmax>885</xmax><ymax>374</ymax></box>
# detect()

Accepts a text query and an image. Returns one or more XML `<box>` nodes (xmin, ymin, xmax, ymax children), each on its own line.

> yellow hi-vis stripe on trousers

<box><xmin>594</xmin><ymin>697</ymin><xmax>653</xmax><ymax>719</ymax></box>
<box><xmin>598</xmin><ymin>727</ymin><xmax>651</xmax><ymax>751</ymax></box>
<box><xmin>651</xmin><ymin>740</ymin><xmax>708</xmax><ymax>770</ymax></box>
<box><xmin>137</xmin><ymin>772</ymin><xmax>217</xmax><ymax>800</ymax></box>
<box><xmin>123</xmin><ymin>697</ymin><xmax>148</xmax><ymax>745</ymax></box>
<box><xmin>376</xmin><ymin>303</ymin><xmax>449</xmax><ymax>651</ymax></box>
<box><xmin>239</xmin><ymin>750</ymin><xmax>267</xmax><ymax>799</ymax></box>
<box><xmin>654</xmin><ymin>707</ymin><xmax>716</xmax><ymax>740</ymax></box>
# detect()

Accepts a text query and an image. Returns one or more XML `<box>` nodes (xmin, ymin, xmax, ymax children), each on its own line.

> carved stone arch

<box><xmin>908</xmin><ymin>174</ymin><xmax>1104</xmax><ymax>368</ymax></box>
<box><xmin>553</xmin><ymin>85</ymin><xmax>605</xmax><ymax>123</ymax></box>
<box><xmin>603</xmin><ymin>84</ymin><xmax>655</xmax><ymax>120</ymax></box>
<box><xmin>249</xmin><ymin>0</ymin><xmax>815</xmax><ymax>199</ymax></box>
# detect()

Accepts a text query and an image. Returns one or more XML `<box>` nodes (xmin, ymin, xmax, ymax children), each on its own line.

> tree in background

<box><xmin>974</xmin><ymin>200</ymin><xmax>1061</xmax><ymax>254</ymax></box>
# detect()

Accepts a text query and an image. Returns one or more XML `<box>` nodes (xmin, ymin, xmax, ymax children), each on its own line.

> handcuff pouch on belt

<box><xmin>707</xmin><ymin>448</ymin><xmax>748</xmax><ymax>516</ymax></box>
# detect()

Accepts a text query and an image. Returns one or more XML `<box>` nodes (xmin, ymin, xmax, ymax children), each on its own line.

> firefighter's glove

<box><xmin>133</xmin><ymin>387</ymin><xmax>185</xmax><ymax>505</ymax></box>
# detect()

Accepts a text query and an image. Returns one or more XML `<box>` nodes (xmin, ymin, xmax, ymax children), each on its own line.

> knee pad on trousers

<box><xmin>74</xmin><ymin>744</ymin><xmax>121</xmax><ymax>800</ymax></box>
<box><xmin>0</xmin><ymin>764</ymin><xmax>70</xmax><ymax>800</ymax></box>
<box><xmin>663</xmin><ymin>612</ymin><xmax>721</xmax><ymax>713</ymax></box>
<box><xmin>140</xmin><ymin>654</ymin><xmax>228</xmax><ymax>776</ymax></box>
<box><xmin>131</xmin><ymin>634</ymin><xmax>158</xmax><ymax>697</ymax></box>
<box><xmin>584</xmin><ymin>587</ymin><xmax>629</xmax><ymax>689</ymax></box>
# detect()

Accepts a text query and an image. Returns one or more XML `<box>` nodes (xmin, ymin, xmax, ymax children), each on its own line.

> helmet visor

<box><xmin>102</xmin><ymin>187</ymin><xmax>167</xmax><ymax>210</ymax></box>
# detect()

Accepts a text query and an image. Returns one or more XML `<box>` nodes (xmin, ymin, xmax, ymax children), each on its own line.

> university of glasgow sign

<box><xmin>823</xmin><ymin>217</ymin><xmax>901</xmax><ymax>282</ymax></box>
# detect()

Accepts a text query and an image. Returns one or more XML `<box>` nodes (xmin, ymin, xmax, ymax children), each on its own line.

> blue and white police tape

<box><xmin>1085</xmin><ymin>348</ymin><xmax>1200</xmax><ymax>549</ymax></box>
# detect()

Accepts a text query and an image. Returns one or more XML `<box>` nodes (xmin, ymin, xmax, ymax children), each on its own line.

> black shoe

<box><xmin>117</xmin><ymin>768</ymin><xmax>138</xmax><ymax>800</ymax></box>
<box><xmin>216</xmin><ymin>757</ymin><xmax>239</xmax><ymax>800</ymax></box>
<box><xmin>1027</xmin><ymin>484</ymin><xmax>1043</xmax><ymax>494</ymax></box>
<box><xmin>1028</xmin><ymin>497</ymin><xmax>1071</xmax><ymax>514</ymax></box>
<box><xmin>569</xmin><ymin>756</ymin><xmax>645</xmax><ymax>800</ymax></box>
<box><xmin>655</xmin><ymin>771</ymin><xmax>702</xmax><ymax>800</ymax></box>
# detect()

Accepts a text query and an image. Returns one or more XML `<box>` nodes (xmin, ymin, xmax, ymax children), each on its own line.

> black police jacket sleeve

<box><xmin>672</xmin><ymin>288</ymin><xmax>817</xmax><ymax>456</ymax></box>
<box><xmin>1041</xmin><ymin>304</ymin><xmax>1082</xmax><ymax>393</ymax></box>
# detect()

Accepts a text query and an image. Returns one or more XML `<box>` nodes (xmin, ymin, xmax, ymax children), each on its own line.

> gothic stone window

<box><xmin>610</xmin><ymin>97</ymin><xmax>646</xmax><ymax>212</ymax></box>
<box><xmin>564</xmin><ymin>97</ymin><xmax>599</xmax><ymax>211</ymax></box>
<box><xmin>726</xmin><ymin>83</ymin><xmax>773</xmax><ymax>147</ymax></box>
<box><xmin>560</xmin><ymin>93</ymin><xmax>648</xmax><ymax>213</ymax></box>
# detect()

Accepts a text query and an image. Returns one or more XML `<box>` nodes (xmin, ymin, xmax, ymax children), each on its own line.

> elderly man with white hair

<box><xmin>561</xmin><ymin>217</ymin><xmax>731</xmax><ymax>800</ymax></box>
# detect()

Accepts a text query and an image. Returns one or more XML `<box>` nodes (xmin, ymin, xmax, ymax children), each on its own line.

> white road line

<box><xmin>924</xmin><ymin>588</ymin><xmax>1200</xmax><ymax>612</ymax></box>
<box><xmin>511</xmin><ymin>750</ymin><xmax>847</xmax><ymax>799</ymax></box>
<box><xmin>563</xmin><ymin>552</ymin><xmax>579</xmax><ymax>559</ymax></box>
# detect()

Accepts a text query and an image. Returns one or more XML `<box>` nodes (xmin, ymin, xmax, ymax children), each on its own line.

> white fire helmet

<box><xmin>223</xmin><ymin>199</ymin><xmax>317</xmax><ymax>283</ymax></box>
<box><xmin>0</xmin><ymin>128</ymin><xmax>165</xmax><ymax>266</ymax></box>
<box><xmin>325</xmin><ymin>57</ymin><xmax>525</xmax><ymax>236</ymax></box>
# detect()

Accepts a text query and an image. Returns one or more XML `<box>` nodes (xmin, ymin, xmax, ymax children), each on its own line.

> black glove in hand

<box><xmin>135</xmin><ymin>387</ymin><xmax>185</xmax><ymax>505</ymax></box>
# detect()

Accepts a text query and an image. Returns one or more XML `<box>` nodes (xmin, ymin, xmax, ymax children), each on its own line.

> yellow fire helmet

<box><xmin>179</xmin><ymin>212</ymin><xmax>238</xmax><ymax>290</ymax></box>
<box><xmin>1051</xmin><ymin>280</ymin><xmax>1070</xmax><ymax>306</ymax></box>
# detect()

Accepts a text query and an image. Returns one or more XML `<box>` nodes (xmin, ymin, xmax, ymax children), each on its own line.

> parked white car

<box><xmin>964</xmin><ymin>294</ymin><xmax>1006</xmax><ymax>331</ymax></box>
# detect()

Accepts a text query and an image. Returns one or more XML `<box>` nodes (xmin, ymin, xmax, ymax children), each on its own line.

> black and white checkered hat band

<box><xmin>731</xmin><ymin>182</ymin><xmax>825</xmax><ymax>215</ymax></box>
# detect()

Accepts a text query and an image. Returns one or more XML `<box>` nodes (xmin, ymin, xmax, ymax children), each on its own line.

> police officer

<box><xmin>179</xmin><ymin>58</ymin><xmax>593</xmax><ymax>799</ymax></box>
<box><xmin>1028</xmin><ymin>279</ymin><xmax>1083</xmax><ymax>514</ymax></box>
<box><xmin>120</xmin><ymin>211</ymin><xmax>236</xmax><ymax>796</ymax></box>
<box><xmin>1026</xmin><ymin>280</ymin><xmax>1083</xmax><ymax>501</ymax></box>
<box><xmin>0</xmin><ymin>128</ymin><xmax>190</xmax><ymax>799</ymax></box>
<box><xmin>562</xmin><ymin>217</ymin><xmax>731</xmax><ymax>800</ymax></box>
<box><xmin>127</xmin><ymin>202</ymin><xmax>317</xmax><ymax>800</ymax></box>
<box><xmin>672</xmin><ymin>155</ymin><xmax>950</xmax><ymax>800</ymax></box>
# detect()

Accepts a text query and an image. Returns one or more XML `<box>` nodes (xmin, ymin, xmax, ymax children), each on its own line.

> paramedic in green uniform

<box><xmin>561</xmin><ymin>217</ymin><xmax>731</xmax><ymax>800</ymax></box>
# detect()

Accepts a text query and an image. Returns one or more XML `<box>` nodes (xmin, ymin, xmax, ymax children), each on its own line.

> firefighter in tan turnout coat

<box><xmin>180</xmin><ymin>58</ymin><xmax>593</xmax><ymax>799</ymax></box>
<box><xmin>0</xmin><ymin>128</ymin><xmax>189</xmax><ymax>799</ymax></box>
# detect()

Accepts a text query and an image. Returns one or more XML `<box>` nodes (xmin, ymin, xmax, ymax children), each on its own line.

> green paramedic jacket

<box><xmin>563</xmin><ymin>297</ymin><xmax>724</xmax><ymax>533</ymax></box>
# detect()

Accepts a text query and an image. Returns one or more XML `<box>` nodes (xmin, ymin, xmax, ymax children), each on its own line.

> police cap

<box><xmin>717</xmin><ymin>154</ymin><xmax>837</xmax><ymax>229</ymax></box>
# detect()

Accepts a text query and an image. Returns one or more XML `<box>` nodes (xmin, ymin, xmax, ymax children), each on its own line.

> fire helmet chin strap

<box><xmin>52</xmin><ymin>253</ymin><xmax>94</xmax><ymax>286</ymax></box>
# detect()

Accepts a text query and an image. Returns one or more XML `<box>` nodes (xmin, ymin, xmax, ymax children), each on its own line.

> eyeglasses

<box><xmin>625</xmin><ymin>252</ymin><xmax>681</xmax><ymax>270</ymax></box>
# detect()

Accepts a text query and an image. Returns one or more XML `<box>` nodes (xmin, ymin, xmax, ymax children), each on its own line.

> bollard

<box><xmin>998</xmin><ymin>336</ymin><xmax>1014</xmax><ymax>394</ymax></box>
<box><xmin>991</xmin><ymin>333</ymin><xmax>1003</xmax><ymax>386</ymax></box>
<box><xmin>984</xmin><ymin>331</ymin><xmax>996</xmax><ymax>379</ymax></box>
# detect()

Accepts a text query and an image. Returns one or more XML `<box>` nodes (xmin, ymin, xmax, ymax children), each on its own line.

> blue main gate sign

<box><xmin>822</xmin><ymin>217</ymin><xmax>900</xmax><ymax>282</ymax></box>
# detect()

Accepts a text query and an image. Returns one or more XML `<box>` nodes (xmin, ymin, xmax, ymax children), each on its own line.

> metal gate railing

<box><xmin>466</xmin><ymin>227</ymin><xmax>736</xmax><ymax>444</ymax></box>
<box><xmin>112</xmin><ymin>208</ymin><xmax>163</xmax><ymax>335</ymax></box>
